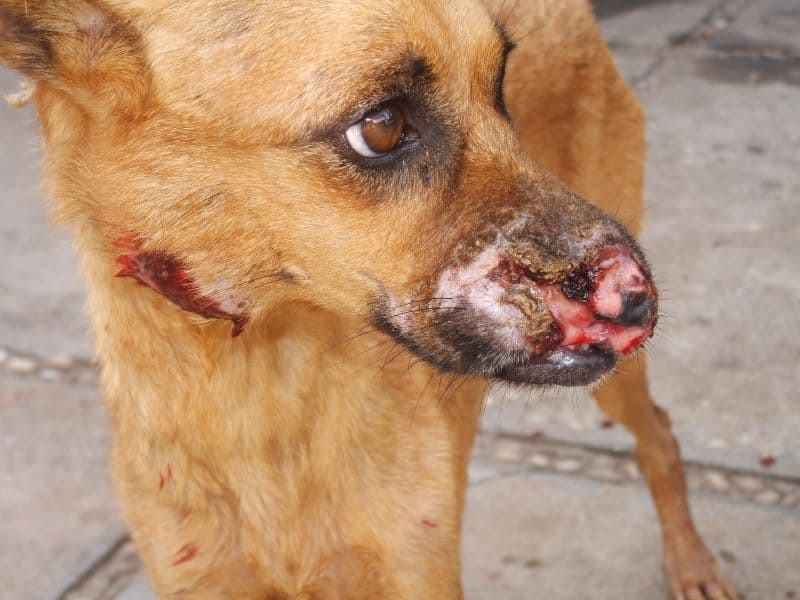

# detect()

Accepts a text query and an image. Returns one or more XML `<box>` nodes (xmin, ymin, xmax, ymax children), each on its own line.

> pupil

<box><xmin>362</xmin><ymin>105</ymin><xmax>403</xmax><ymax>154</ymax></box>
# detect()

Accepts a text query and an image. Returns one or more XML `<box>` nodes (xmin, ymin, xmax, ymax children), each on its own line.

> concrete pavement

<box><xmin>1</xmin><ymin>1</ymin><xmax>798</xmax><ymax>598</ymax></box>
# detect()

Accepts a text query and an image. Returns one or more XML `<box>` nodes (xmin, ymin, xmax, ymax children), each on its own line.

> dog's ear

<box><xmin>0</xmin><ymin>3</ymin><xmax>50</xmax><ymax>76</ymax></box>
<box><xmin>0</xmin><ymin>1</ymin><xmax>147</xmax><ymax>113</ymax></box>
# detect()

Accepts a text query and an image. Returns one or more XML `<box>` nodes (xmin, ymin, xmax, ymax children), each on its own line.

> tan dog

<box><xmin>1</xmin><ymin>1</ymin><xmax>736</xmax><ymax>598</ymax></box>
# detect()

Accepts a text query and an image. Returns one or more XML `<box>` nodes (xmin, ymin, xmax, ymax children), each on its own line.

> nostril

<box><xmin>619</xmin><ymin>293</ymin><xmax>655</xmax><ymax>327</ymax></box>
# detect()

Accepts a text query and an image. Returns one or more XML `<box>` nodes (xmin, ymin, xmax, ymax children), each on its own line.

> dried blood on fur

<box><xmin>173</xmin><ymin>543</ymin><xmax>198</xmax><ymax>566</ymax></box>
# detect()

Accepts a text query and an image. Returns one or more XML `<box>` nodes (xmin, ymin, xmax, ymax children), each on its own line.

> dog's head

<box><xmin>0</xmin><ymin>0</ymin><xmax>657</xmax><ymax>386</ymax></box>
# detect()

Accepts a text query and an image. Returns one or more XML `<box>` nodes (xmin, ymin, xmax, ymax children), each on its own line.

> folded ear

<box><xmin>0</xmin><ymin>4</ymin><xmax>52</xmax><ymax>76</ymax></box>
<box><xmin>0</xmin><ymin>1</ymin><xmax>147</xmax><ymax>113</ymax></box>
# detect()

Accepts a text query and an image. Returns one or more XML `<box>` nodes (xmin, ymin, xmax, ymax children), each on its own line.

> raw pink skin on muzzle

<box><xmin>434</xmin><ymin>242</ymin><xmax>656</xmax><ymax>359</ymax></box>
<box><xmin>531</xmin><ymin>282</ymin><xmax>651</xmax><ymax>356</ymax></box>
<box><xmin>590</xmin><ymin>247</ymin><xmax>653</xmax><ymax>322</ymax></box>
<box><xmin>540</xmin><ymin>247</ymin><xmax>656</xmax><ymax>355</ymax></box>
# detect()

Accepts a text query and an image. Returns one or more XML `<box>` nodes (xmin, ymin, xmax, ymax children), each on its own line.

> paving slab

<box><xmin>594</xmin><ymin>0</ymin><xmax>722</xmax><ymax>82</ymax></box>
<box><xmin>461</xmin><ymin>472</ymin><xmax>800</xmax><ymax>600</ymax></box>
<box><xmin>0</xmin><ymin>373</ymin><xmax>123</xmax><ymax>599</ymax></box>
<box><xmin>116</xmin><ymin>574</ymin><xmax>155</xmax><ymax>600</ymax></box>
<box><xmin>722</xmin><ymin>0</ymin><xmax>800</xmax><ymax>54</ymax></box>
<box><xmin>640</xmin><ymin>43</ymin><xmax>800</xmax><ymax>473</ymax></box>
<box><xmin>598</xmin><ymin>0</ymin><xmax>719</xmax><ymax>48</ymax></box>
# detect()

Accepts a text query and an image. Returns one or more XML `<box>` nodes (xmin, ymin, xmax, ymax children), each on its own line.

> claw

<box><xmin>663</xmin><ymin>537</ymin><xmax>738</xmax><ymax>600</ymax></box>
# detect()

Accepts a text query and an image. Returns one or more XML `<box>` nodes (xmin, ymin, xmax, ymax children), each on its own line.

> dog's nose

<box><xmin>587</xmin><ymin>246</ymin><xmax>658</xmax><ymax>329</ymax></box>
<box><xmin>619</xmin><ymin>292</ymin><xmax>656</xmax><ymax>328</ymax></box>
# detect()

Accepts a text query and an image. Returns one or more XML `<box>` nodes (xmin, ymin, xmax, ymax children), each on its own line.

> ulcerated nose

<box><xmin>586</xmin><ymin>245</ymin><xmax>658</xmax><ymax>329</ymax></box>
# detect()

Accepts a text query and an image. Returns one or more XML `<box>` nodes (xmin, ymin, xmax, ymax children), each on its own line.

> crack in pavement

<box><xmin>57</xmin><ymin>536</ymin><xmax>141</xmax><ymax>600</ymax></box>
<box><xmin>624</xmin><ymin>0</ymin><xmax>755</xmax><ymax>87</ymax></box>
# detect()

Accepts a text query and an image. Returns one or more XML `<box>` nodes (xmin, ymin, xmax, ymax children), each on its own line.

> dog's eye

<box><xmin>345</xmin><ymin>104</ymin><xmax>406</xmax><ymax>157</ymax></box>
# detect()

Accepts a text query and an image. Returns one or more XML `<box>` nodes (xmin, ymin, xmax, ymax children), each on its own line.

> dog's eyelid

<box><xmin>311</xmin><ymin>55</ymin><xmax>434</xmax><ymax>139</ymax></box>
<box><xmin>349</xmin><ymin>96</ymin><xmax>405</xmax><ymax>126</ymax></box>
<box><xmin>308</xmin><ymin>92</ymin><xmax>406</xmax><ymax>145</ymax></box>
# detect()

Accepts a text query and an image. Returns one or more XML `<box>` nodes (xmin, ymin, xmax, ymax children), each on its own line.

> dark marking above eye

<box><xmin>406</xmin><ymin>56</ymin><xmax>429</xmax><ymax>79</ymax></box>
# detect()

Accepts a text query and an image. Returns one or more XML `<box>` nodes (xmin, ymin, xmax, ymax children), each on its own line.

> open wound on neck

<box><xmin>112</xmin><ymin>236</ymin><xmax>249</xmax><ymax>337</ymax></box>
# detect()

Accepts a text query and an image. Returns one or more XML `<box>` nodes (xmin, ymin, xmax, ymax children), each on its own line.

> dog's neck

<box><xmin>73</xmin><ymin>223</ymin><xmax>485</xmax><ymax>462</ymax></box>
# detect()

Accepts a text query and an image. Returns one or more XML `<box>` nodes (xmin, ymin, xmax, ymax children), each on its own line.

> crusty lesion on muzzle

<box><xmin>504</xmin><ymin>284</ymin><xmax>561</xmax><ymax>348</ymax></box>
<box><xmin>371</xmin><ymin>180</ymin><xmax>658</xmax><ymax>387</ymax></box>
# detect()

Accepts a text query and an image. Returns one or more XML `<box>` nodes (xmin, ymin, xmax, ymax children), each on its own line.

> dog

<box><xmin>0</xmin><ymin>1</ymin><xmax>736</xmax><ymax>598</ymax></box>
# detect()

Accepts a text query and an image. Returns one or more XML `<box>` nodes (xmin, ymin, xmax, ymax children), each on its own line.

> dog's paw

<box><xmin>663</xmin><ymin>538</ymin><xmax>738</xmax><ymax>600</ymax></box>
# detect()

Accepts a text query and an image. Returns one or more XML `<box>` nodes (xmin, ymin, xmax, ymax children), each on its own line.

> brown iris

<box><xmin>359</xmin><ymin>104</ymin><xmax>405</xmax><ymax>155</ymax></box>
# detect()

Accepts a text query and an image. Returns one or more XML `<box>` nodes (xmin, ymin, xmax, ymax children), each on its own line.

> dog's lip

<box><xmin>494</xmin><ymin>344</ymin><xmax>617</xmax><ymax>386</ymax></box>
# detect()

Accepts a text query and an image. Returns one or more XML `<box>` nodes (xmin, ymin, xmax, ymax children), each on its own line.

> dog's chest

<box><xmin>155</xmin><ymin>419</ymin><xmax>461</xmax><ymax>596</ymax></box>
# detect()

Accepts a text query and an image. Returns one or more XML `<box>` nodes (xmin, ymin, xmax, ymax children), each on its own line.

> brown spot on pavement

<box><xmin>524</xmin><ymin>558</ymin><xmax>542</xmax><ymax>569</ymax></box>
<box><xmin>760</xmin><ymin>455</ymin><xmax>777</xmax><ymax>468</ymax></box>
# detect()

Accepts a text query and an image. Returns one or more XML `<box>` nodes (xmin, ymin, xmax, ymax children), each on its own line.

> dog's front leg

<box><xmin>592</xmin><ymin>357</ymin><xmax>738</xmax><ymax>600</ymax></box>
